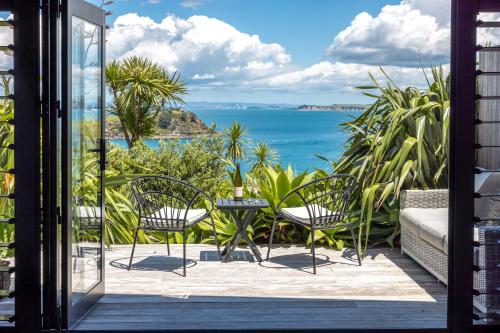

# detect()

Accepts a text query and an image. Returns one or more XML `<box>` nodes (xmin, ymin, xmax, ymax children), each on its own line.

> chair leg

<box><xmin>183</xmin><ymin>229</ymin><xmax>187</xmax><ymax>277</ymax></box>
<box><xmin>350</xmin><ymin>224</ymin><xmax>362</xmax><ymax>266</ymax></box>
<box><xmin>165</xmin><ymin>231</ymin><xmax>171</xmax><ymax>256</ymax></box>
<box><xmin>311</xmin><ymin>227</ymin><xmax>316</xmax><ymax>275</ymax></box>
<box><xmin>210</xmin><ymin>215</ymin><xmax>221</xmax><ymax>258</ymax></box>
<box><xmin>266</xmin><ymin>215</ymin><xmax>278</xmax><ymax>260</ymax></box>
<box><xmin>128</xmin><ymin>228</ymin><xmax>139</xmax><ymax>271</ymax></box>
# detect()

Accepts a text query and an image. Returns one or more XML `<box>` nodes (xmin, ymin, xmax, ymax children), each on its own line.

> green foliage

<box><xmin>250</xmin><ymin>143</ymin><xmax>278</xmax><ymax>175</ymax></box>
<box><xmin>248</xmin><ymin>165</ymin><xmax>315</xmax><ymax>243</ymax></box>
<box><xmin>157</xmin><ymin>111</ymin><xmax>172</xmax><ymax>129</ymax></box>
<box><xmin>0</xmin><ymin>76</ymin><xmax>14</xmax><ymax>254</ymax></box>
<box><xmin>223</xmin><ymin>122</ymin><xmax>249</xmax><ymax>165</ymax></box>
<box><xmin>106</xmin><ymin>56</ymin><xmax>187</xmax><ymax>148</ymax></box>
<box><xmin>333</xmin><ymin>67</ymin><xmax>449</xmax><ymax>253</ymax></box>
<box><xmin>109</xmin><ymin>136</ymin><xmax>231</xmax><ymax>200</ymax></box>
<box><xmin>96</xmin><ymin>67</ymin><xmax>450</xmax><ymax>252</ymax></box>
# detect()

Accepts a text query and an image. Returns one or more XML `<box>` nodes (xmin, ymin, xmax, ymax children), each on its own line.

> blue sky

<box><xmin>89</xmin><ymin>0</ymin><xmax>453</xmax><ymax>104</ymax></box>
<box><xmin>104</xmin><ymin>0</ymin><xmax>399</xmax><ymax>67</ymax></box>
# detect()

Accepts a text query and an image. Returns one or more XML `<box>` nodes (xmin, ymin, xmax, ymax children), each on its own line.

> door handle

<box><xmin>99</xmin><ymin>138</ymin><xmax>107</xmax><ymax>171</ymax></box>
<box><xmin>88</xmin><ymin>139</ymin><xmax>107</xmax><ymax>170</ymax></box>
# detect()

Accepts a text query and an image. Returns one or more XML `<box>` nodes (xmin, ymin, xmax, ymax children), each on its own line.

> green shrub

<box><xmin>109</xmin><ymin>136</ymin><xmax>231</xmax><ymax>199</ymax></box>
<box><xmin>333</xmin><ymin>67</ymin><xmax>449</xmax><ymax>252</ymax></box>
<box><xmin>157</xmin><ymin>111</ymin><xmax>172</xmax><ymax>129</ymax></box>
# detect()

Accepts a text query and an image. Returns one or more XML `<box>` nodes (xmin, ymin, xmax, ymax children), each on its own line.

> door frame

<box><xmin>60</xmin><ymin>0</ymin><xmax>106</xmax><ymax>327</ymax></box>
<box><xmin>7</xmin><ymin>0</ymin><xmax>500</xmax><ymax>332</ymax></box>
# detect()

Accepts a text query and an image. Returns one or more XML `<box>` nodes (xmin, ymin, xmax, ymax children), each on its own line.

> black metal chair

<box><xmin>128</xmin><ymin>176</ymin><xmax>220</xmax><ymax>276</ymax></box>
<box><xmin>73</xmin><ymin>201</ymin><xmax>102</xmax><ymax>272</ymax></box>
<box><xmin>266</xmin><ymin>174</ymin><xmax>361</xmax><ymax>274</ymax></box>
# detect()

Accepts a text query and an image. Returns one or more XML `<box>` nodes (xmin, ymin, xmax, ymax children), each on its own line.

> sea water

<box><xmin>110</xmin><ymin>108</ymin><xmax>362</xmax><ymax>172</ymax></box>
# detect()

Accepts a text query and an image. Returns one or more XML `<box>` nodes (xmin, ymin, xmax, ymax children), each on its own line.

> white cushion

<box><xmin>148</xmin><ymin>206</ymin><xmax>206</xmax><ymax>224</ymax></box>
<box><xmin>400</xmin><ymin>208</ymin><xmax>448</xmax><ymax>235</ymax></box>
<box><xmin>281</xmin><ymin>204</ymin><xmax>335</xmax><ymax>224</ymax></box>
<box><xmin>74</xmin><ymin>206</ymin><xmax>101</xmax><ymax>218</ymax></box>
<box><xmin>475</xmin><ymin>169</ymin><xmax>500</xmax><ymax>219</ymax></box>
<box><xmin>419</xmin><ymin>219</ymin><xmax>448</xmax><ymax>252</ymax></box>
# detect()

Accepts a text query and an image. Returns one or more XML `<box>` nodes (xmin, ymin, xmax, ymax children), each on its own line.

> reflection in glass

<box><xmin>71</xmin><ymin>16</ymin><xmax>102</xmax><ymax>304</ymax></box>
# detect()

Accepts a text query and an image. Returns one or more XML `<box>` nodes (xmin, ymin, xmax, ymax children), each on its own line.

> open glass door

<box><xmin>61</xmin><ymin>0</ymin><xmax>105</xmax><ymax>327</ymax></box>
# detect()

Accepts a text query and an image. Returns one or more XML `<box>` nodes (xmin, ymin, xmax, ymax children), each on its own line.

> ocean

<box><xmin>110</xmin><ymin>108</ymin><xmax>362</xmax><ymax>172</ymax></box>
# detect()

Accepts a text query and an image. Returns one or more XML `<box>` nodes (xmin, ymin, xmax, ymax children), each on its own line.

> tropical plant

<box><xmin>0</xmin><ymin>76</ymin><xmax>14</xmax><ymax>251</ymax></box>
<box><xmin>222</xmin><ymin>122</ymin><xmax>249</xmax><ymax>165</ymax></box>
<box><xmin>250</xmin><ymin>143</ymin><xmax>278</xmax><ymax>174</ymax></box>
<box><xmin>106</xmin><ymin>56</ymin><xmax>187</xmax><ymax>148</ymax></box>
<box><xmin>74</xmin><ymin>148</ymin><xmax>156</xmax><ymax>246</ymax></box>
<box><xmin>248</xmin><ymin>165</ymin><xmax>319</xmax><ymax>244</ymax></box>
<box><xmin>333</xmin><ymin>67</ymin><xmax>449</xmax><ymax>254</ymax></box>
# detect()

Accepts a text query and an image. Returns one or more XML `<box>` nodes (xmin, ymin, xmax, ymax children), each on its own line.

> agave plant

<box><xmin>248</xmin><ymin>165</ymin><xmax>317</xmax><ymax>243</ymax></box>
<box><xmin>333</xmin><ymin>67</ymin><xmax>449</xmax><ymax>254</ymax></box>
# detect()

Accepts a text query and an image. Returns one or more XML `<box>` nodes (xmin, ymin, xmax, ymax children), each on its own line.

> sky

<box><xmin>4</xmin><ymin>0</ymin><xmax>497</xmax><ymax>105</ymax></box>
<box><xmin>5</xmin><ymin>0</ymin><xmax>451</xmax><ymax>104</ymax></box>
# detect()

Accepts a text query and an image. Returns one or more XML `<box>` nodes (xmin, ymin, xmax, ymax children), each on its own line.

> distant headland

<box><xmin>298</xmin><ymin>104</ymin><xmax>369</xmax><ymax>112</ymax></box>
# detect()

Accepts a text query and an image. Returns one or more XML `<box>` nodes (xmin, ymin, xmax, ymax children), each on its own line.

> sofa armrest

<box><xmin>400</xmin><ymin>189</ymin><xmax>449</xmax><ymax>209</ymax></box>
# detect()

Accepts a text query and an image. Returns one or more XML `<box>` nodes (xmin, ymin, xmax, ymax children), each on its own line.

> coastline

<box><xmin>108</xmin><ymin>132</ymin><xmax>219</xmax><ymax>140</ymax></box>
<box><xmin>297</xmin><ymin>109</ymin><xmax>365</xmax><ymax>112</ymax></box>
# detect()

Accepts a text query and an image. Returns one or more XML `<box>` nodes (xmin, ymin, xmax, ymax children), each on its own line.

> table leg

<box><xmin>228</xmin><ymin>209</ymin><xmax>263</xmax><ymax>262</ymax></box>
<box><xmin>221</xmin><ymin>210</ymin><xmax>246</xmax><ymax>262</ymax></box>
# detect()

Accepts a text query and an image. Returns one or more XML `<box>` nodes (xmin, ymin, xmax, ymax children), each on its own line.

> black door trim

<box><xmin>61</xmin><ymin>0</ymin><xmax>106</xmax><ymax>327</ymax></box>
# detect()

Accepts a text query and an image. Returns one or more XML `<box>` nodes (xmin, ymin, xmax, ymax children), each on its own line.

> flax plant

<box><xmin>334</xmin><ymin>67</ymin><xmax>449</xmax><ymax>254</ymax></box>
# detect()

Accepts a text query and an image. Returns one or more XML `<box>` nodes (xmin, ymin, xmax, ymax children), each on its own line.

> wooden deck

<box><xmin>73</xmin><ymin>244</ymin><xmax>447</xmax><ymax>330</ymax></box>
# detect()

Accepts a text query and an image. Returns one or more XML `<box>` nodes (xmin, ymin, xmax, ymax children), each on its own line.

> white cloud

<box><xmin>245</xmin><ymin>61</ymin><xmax>447</xmax><ymax>94</ymax></box>
<box><xmin>477</xmin><ymin>13</ymin><xmax>500</xmax><ymax>46</ymax></box>
<box><xmin>326</xmin><ymin>0</ymin><xmax>450</xmax><ymax>67</ymax></box>
<box><xmin>0</xmin><ymin>15</ymin><xmax>13</xmax><ymax>70</ymax></box>
<box><xmin>180</xmin><ymin>0</ymin><xmax>205</xmax><ymax>9</ymax></box>
<box><xmin>106</xmin><ymin>10</ymin><xmax>449</xmax><ymax>98</ymax></box>
<box><xmin>107</xmin><ymin>13</ymin><xmax>292</xmax><ymax>83</ymax></box>
<box><xmin>404</xmin><ymin>0</ymin><xmax>450</xmax><ymax>25</ymax></box>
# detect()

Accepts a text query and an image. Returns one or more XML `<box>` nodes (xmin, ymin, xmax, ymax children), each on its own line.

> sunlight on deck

<box><xmin>74</xmin><ymin>244</ymin><xmax>447</xmax><ymax>330</ymax></box>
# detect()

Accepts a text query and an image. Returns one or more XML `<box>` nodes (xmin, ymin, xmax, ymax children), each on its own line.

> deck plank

<box><xmin>73</xmin><ymin>244</ymin><xmax>447</xmax><ymax>330</ymax></box>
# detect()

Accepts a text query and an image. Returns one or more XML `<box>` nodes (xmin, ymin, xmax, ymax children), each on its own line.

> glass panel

<box><xmin>71</xmin><ymin>16</ymin><xmax>102</xmax><ymax>304</ymax></box>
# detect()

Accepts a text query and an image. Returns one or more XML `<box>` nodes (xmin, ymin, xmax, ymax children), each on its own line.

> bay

<box><xmin>110</xmin><ymin>108</ymin><xmax>361</xmax><ymax>172</ymax></box>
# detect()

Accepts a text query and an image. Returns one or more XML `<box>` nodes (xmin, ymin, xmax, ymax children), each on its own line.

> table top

<box><xmin>216</xmin><ymin>198</ymin><xmax>269</xmax><ymax>210</ymax></box>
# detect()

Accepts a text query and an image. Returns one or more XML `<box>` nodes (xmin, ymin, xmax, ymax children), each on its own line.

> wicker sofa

<box><xmin>400</xmin><ymin>189</ymin><xmax>449</xmax><ymax>283</ymax></box>
<box><xmin>400</xmin><ymin>171</ymin><xmax>500</xmax><ymax>285</ymax></box>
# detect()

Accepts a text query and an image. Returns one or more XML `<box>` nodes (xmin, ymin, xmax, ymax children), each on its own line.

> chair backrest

<box><xmin>131</xmin><ymin>176</ymin><xmax>202</xmax><ymax>229</ymax></box>
<box><xmin>296</xmin><ymin>174</ymin><xmax>356</xmax><ymax>228</ymax></box>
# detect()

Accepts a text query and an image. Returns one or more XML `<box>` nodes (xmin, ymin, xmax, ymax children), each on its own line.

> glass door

<box><xmin>61</xmin><ymin>0</ymin><xmax>105</xmax><ymax>327</ymax></box>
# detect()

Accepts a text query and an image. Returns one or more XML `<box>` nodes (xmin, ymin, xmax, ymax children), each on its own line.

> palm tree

<box><xmin>106</xmin><ymin>56</ymin><xmax>187</xmax><ymax>148</ymax></box>
<box><xmin>223</xmin><ymin>122</ymin><xmax>249</xmax><ymax>165</ymax></box>
<box><xmin>250</xmin><ymin>143</ymin><xmax>278</xmax><ymax>173</ymax></box>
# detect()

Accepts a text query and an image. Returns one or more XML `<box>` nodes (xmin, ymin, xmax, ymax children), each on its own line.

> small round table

<box><xmin>216</xmin><ymin>198</ymin><xmax>269</xmax><ymax>262</ymax></box>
